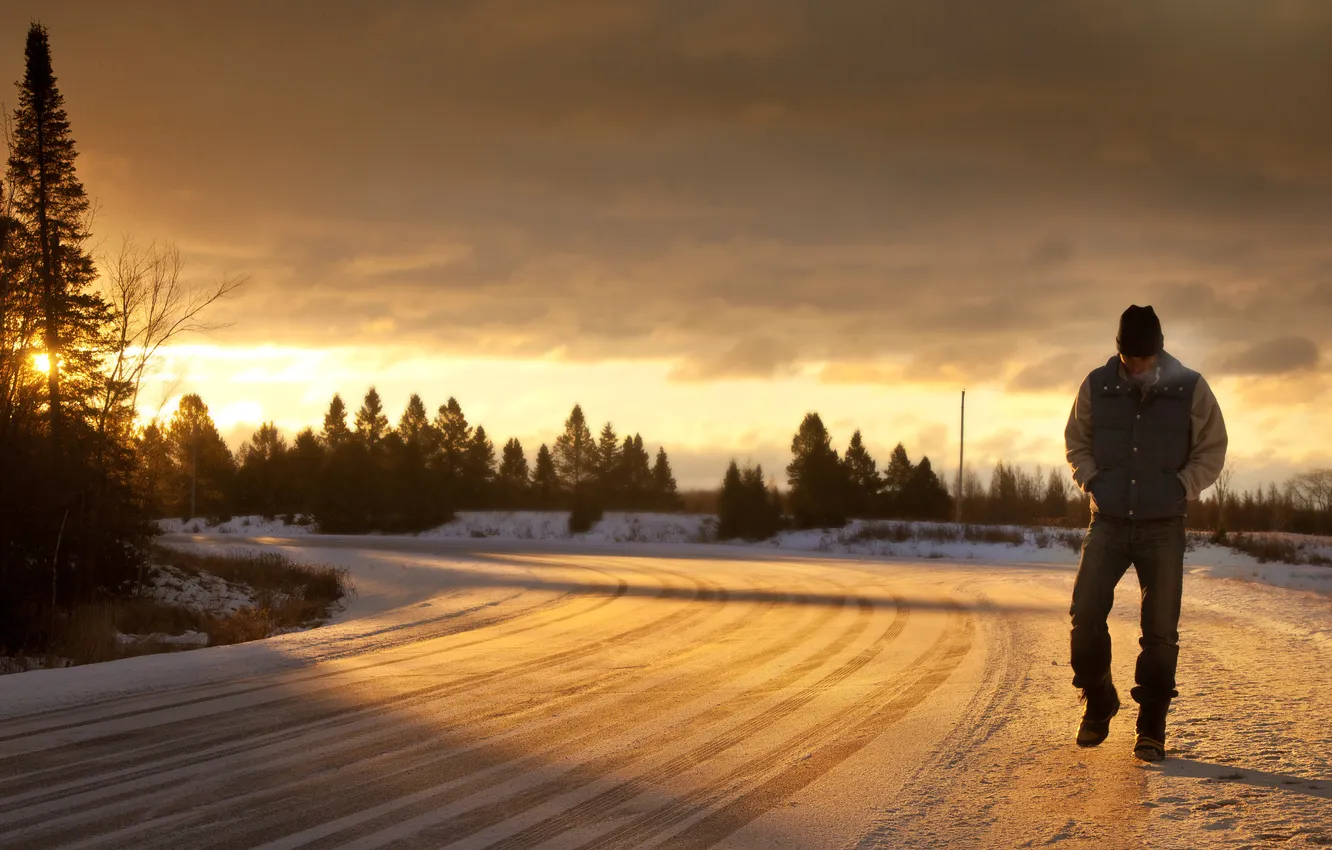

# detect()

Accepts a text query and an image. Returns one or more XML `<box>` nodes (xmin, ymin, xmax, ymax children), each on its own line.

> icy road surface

<box><xmin>1</xmin><ymin>535</ymin><xmax>1330</xmax><ymax>848</ymax></box>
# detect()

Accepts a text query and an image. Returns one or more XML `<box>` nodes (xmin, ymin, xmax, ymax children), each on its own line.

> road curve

<box><xmin>1</xmin><ymin>536</ymin><xmax>1328</xmax><ymax>848</ymax></box>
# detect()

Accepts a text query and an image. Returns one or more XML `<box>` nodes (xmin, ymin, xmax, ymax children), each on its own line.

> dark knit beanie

<box><xmin>1117</xmin><ymin>305</ymin><xmax>1163</xmax><ymax>357</ymax></box>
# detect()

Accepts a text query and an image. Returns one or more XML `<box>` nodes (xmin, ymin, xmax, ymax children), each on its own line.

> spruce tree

<box><xmin>531</xmin><ymin>443</ymin><xmax>560</xmax><ymax>508</ymax></box>
<box><xmin>8</xmin><ymin>24</ymin><xmax>101</xmax><ymax>457</ymax></box>
<box><xmin>354</xmin><ymin>386</ymin><xmax>389</xmax><ymax>449</ymax></box>
<box><xmin>717</xmin><ymin>460</ymin><xmax>780</xmax><ymax>540</ymax></box>
<box><xmin>397</xmin><ymin>393</ymin><xmax>435</xmax><ymax>450</ymax></box>
<box><xmin>322</xmin><ymin>393</ymin><xmax>351</xmax><ymax>447</ymax></box>
<box><xmin>286</xmin><ymin>427</ymin><xmax>324</xmax><ymax>519</ymax></box>
<box><xmin>902</xmin><ymin>457</ymin><xmax>952</xmax><ymax>520</ymax></box>
<box><xmin>236</xmin><ymin>422</ymin><xmax>287</xmax><ymax>519</ymax></box>
<box><xmin>1042</xmin><ymin>467</ymin><xmax>1069</xmax><ymax>520</ymax></box>
<box><xmin>165</xmin><ymin>394</ymin><xmax>235</xmax><ymax>520</ymax></box>
<box><xmin>880</xmin><ymin>443</ymin><xmax>914</xmax><ymax>516</ymax></box>
<box><xmin>133</xmin><ymin>421</ymin><xmax>172</xmax><ymax>518</ymax></box>
<box><xmin>618</xmin><ymin>434</ymin><xmax>653</xmax><ymax>509</ymax></box>
<box><xmin>385</xmin><ymin>395</ymin><xmax>440</xmax><ymax>531</ymax></box>
<box><xmin>786</xmin><ymin>412</ymin><xmax>848</xmax><ymax>528</ymax></box>
<box><xmin>842</xmin><ymin>430</ymin><xmax>879</xmax><ymax>518</ymax></box>
<box><xmin>594</xmin><ymin>422</ymin><xmax>621</xmax><ymax>503</ymax></box>
<box><xmin>651</xmin><ymin>446</ymin><xmax>680</xmax><ymax>510</ymax></box>
<box><xmin>498</xmin><ymin>438</ymin><xmax>530</xmax><ymax>507</ymax></box>
<box><xmin>432</xmin><ymin>396</ymin><xmax>471</xmax><ymax>497</ymax></box>
<box><xmin>463</xmin><ymin>425</ymin><xmax>495</xmax><ymax>508</ymax></box>
<box><xmin>716</xmin><ymin>460</ymin><xmax>745</xmax><ymax>538</ymax></box>
<box><xmin>553</xmin><ymin>404</ymin><xmax>594</xmax><ymax>493</ymax></box>
<box><xmin>2</xmin><ymin>23</ymin><xmax>144</xmax><ymax>633</ymax></box>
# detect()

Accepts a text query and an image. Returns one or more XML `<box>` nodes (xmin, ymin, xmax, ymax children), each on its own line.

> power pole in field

<box><xmin>956</xmin><ymin>390</ymin><xmax>965</xmax><ymax>524</ymax></box>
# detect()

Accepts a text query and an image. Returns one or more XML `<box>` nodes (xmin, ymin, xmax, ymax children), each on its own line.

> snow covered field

<box><xmin>1</xmin><ymin>531</ymin><xmax>1329</xmax><ymax>848</ymax></box>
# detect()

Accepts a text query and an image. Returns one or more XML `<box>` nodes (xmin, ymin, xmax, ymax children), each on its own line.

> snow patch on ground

<box><xmin>114</xmin><ymin>630</ymin><xmax>210</xmax><ymax>648</ymax></box>
<box><xmin>0</xmin><ymin>656</ymin><xmax>75</xmax><ymax>675</ymax></box>
<box><xmin>158</xmin><ymin>515</ymin><xmax>315</xmax><ymax>536</ymax></box>
<box><xmin>418</xmin><ymin>511</ymin><xmax>710</xmax><ymax>544</ymax></box>
<box><xmin>147</xmin><ymin>563</ymin><xmax>259</xmax><ymax>616</ymax></box>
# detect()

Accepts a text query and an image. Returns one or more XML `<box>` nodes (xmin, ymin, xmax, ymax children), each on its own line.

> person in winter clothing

<box><xmin>1064</xmin><ymin>305</ymin><xmax>1227</xmax><ymax>761</ymax></box>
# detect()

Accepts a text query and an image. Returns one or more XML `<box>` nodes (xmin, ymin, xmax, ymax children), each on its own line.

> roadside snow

<box><xmin>158</xmin><ymin>515</ymin><xmax>315</xmax><ymax>536</ymax></box>
<box><xmin>148</xmin><ymin>564</ymin><xmax>258</xmax><ymax>616</ymax></box>
<box><xmin>114</xmin><ymin>630</ymin><xmax>210</xmax><ymax>648</ymax></box>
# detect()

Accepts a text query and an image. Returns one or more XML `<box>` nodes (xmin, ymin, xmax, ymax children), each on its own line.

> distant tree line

<box><xmin>1187</xmin><ymin>469</ymin><xmax>1332</xmax><ymax>536</ymax></box>
<box><xmin>136</xmin><ymin>391</ymin><xmax>683</xmax><ymax>533</ymax></box>
<box><xmin>716</xmin><ymin>413</ymin><xmax>955</xmax><ymax>539</ymax></box>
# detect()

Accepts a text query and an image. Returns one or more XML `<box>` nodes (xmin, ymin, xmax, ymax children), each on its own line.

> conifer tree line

<box><xmin>135</xmin><ymin>392</ymin><xmax>684</xmax><ymax>533</ymax></box>
<box><xmin>714</xmin><ymin>413</ymin><xmax>1332</xmax><ymax>538</ymax></box>
<box><xmin>716</xmin><ymin>413</ymin><xmax>956</xmax><ymax>538</ymax></box>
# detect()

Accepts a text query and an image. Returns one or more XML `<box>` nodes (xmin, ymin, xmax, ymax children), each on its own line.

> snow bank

<box><xmin>114</xmin><ymin>630</ymin><xmax>209</xmax><ymax>648</ymax></box>
<box><xmin>157</xmin><ymin>515</ymin><xmax>314</xmax><ymax>536</ymax></box>
<box><xmin>147</xmin><ymin>564</ymin><xmax>258</xmax><ymax>616</ymax></box>
<box><xmin>418</xmin><ymin>511</ymin><xmax>711</xmax><ymax>544</ymax></box>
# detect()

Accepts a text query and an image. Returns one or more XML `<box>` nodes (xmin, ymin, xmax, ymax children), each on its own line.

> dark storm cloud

<box><xmin>1214</xmin><ymin>337</ymin><xmax>1321</xmax><ymax>376</ymax></box>
<box><xmin>5</xmin><ymin>0</ymin><xmax>1332</xmax><ymax>389</ymax></box>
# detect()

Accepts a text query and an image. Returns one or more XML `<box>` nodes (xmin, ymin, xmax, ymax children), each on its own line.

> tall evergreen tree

<box><xmin>651</xmin><ymin>446</ymin><xmax>681</xmax><ymax>510</ymax></box>
<box><xmin>354</xmin><ymin>386</ymin><xmax>389</xmax><ymax>449</ymax></box>
<box><xmin>322</xmin><ymin>393</ymin><xmax>351</xmax><ymax>447</ymax></box>
<box><xmin>786</xmin><ymin>412</ymin><xmax>848</xmax><ymax>528</ymax></box>
<box><xmin>884</xmin><ymin>442</ymin><xmax>916</xmax><ymax>516</ymax></box>
<box><xmin>1043</xmin><ymin>467</ymin><xmax>1069</xmax><ymax>520</ymax></box>
<box><xmin>8</xmin><ymin>24</ymin><xmax>102</xmax><ymax>458</ymax></box>
<box><xmin>0</xmin><ymin>23</ymin><xmax>147</xmax><ymax>642</ymax></box>
<box><xmin>900</xmin><ymin>456</ymin><xmax>953</xmax><ymax>520</ymax></box>
<box><xmin>498</xmin><ymin>438</ymin><xmax>530</xmax><ymax>507</ymax></box>
<box><xmin>842</xmin><ymin>430</ymin><xmax>879</xmax><ymax>518</ymax></box>
<box><xmin>383</xmin><ymin>394</ymin><xmax>445</xmax><ymax>531</ymax></box>
<box><xmin>396</xmin><ymin>393</ymin><xmax>435</xmax><ymax>449</ymax></box>
<box><xmin>133</xmin><ymin>421</ymin><xmax>172</xmax><ymax>518</ymax></box>
<box><xmin>594</xmin><ymin>422</ymin><xmax>621</xmax><ymax>501</ymax></box>
<box><xmin>165</xmin><ymin>394</ymin><xmax>235</xmax><ymax>520</ymax></box>
<box><xmin>553</xmin><ymin>404</ymin><xmax>595</xmax><ymax>493</ymax></box>
<box><xmin>531</xmin><ymin>443</ymin><xmax>560</xmax><ymax>508</ymax></box>
<box><xmin>432</xmin><ymin>396</ymin><xmax>471</xmax><ymax>497</ymax></box>
<box><xmin>717</xmin><ymin>461</ymin><xmax>781</xmax><ymax>540</ymax></box>
<box><xmin>462</xmin><ymin>425</ymin><xmax>495</xmax><ymax>507</ymax></box>
<box><xmin>236</xmin><ymin>422</ymin><xmax>288</xmax><ymax>519</ymax></box>
<box><xmin>286</xmin><ymin>427</ymin><xmax>324</xmax><ymax>518</ymax></box>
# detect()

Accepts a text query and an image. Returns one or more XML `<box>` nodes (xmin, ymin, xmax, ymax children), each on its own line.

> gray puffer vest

<box><xmin>1088</xmin><ymin>351</ymin><xmax>1198</xmax><ymax>520</ymax></box>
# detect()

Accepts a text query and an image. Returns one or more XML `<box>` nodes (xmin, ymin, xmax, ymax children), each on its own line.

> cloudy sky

<box><xmin>4</xmin><ymin>1</ymin><xmax>1331</xmax><ymax>490</ymax></box>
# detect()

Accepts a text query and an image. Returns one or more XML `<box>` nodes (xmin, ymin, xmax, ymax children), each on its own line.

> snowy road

<box><xmin>2</xmin><ymin>536</ymin><xmax>1330</xmax><ymax>848</ymax></box>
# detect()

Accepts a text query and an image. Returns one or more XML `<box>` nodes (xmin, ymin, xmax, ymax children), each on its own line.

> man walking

<box><xmin>1065</xmin><ymin>305</ymin><xmax>1227</xmax><ymax>761</ymax></box>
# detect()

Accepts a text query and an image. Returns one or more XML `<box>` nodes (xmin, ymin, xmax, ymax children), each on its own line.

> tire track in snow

<box><xmin>334</xmin><ymin>595</ymin><xmax>905</xmax><ymax>850</ymax></box>
<box><xmin>187</xmin><ymin>578</ymin><xmax>878</xmax><ymax>850</ymax></box>
<box><xmin>22</xmin><ymin>568</ymin><xmax>783</xmax><ymax>850</ymax></box>
<box><xmin>0</xmin><ymin>562</ymin><xmax>721</xmax><ymax>845</ymax></box>
<box><xmin>0</xmin><ymin>555</ymin><xmax>625</xmax><ymax>742</ymax></box>
<box><xmin>555</xmin><ymin>604</ymin><xmax>973</xmax><ymax>850</ymax></box>
<box><xmin>848</xmin><ymin>598</ymin><xmax>1027</xmax><ymax>848</ymax></box>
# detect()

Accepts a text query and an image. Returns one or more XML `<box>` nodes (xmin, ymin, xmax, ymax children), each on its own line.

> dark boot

<box><xmin>1076</xmin><ymin>673</ymin><xmax>1120</xmax><ymax>747</ymax></box>
<box><xmin>1134</xmin><ymin>698</ymin><xmax>1170</xmax><ymax>761</ymax></box>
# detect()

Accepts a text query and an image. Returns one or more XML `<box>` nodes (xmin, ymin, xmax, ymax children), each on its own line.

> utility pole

<box><xmin>956</xmin><ymin>390</ymin><xmax>965</xmax><ymax>524</ymax></box>
<box><xmin>190</xmin><ymin>420</ymin><xmax>198</xmax><ymax>520</ymax></box>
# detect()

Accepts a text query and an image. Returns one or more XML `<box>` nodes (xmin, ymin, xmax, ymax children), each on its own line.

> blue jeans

<box><xmin>1069</xmin><ymin>515</ymin><xmax>1186</xmax><ymax>704</ymax></box>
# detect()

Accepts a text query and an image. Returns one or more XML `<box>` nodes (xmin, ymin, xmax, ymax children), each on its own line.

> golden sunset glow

<box><xmin>31</xmin><ymin>353</ymin><xmax>50</xmax><ymax>374</ymax></box>
<box><xmin>0</xmin><ymin>2</ymin><xmax>1323</xmax><ymax>494</ymax></box>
